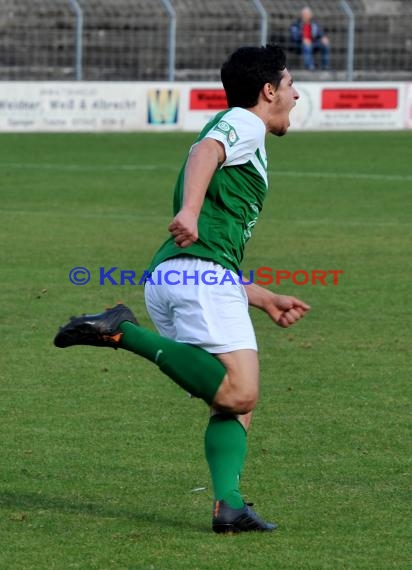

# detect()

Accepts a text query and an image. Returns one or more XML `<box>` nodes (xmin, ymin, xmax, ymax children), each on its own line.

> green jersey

<box><xmin>148</xmin><ymin>107</ymin><xmax>268</xmax><ymax>274</ymax></box>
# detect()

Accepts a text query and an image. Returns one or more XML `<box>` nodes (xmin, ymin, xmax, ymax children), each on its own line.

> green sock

<box><xmin>119</xmin><ymin>321</ymin><xmax>226</xmax><ymax>405</ymax></box>
<box><xmin>205</xmin><ymin>414</ymin><xmax>247</xmax><ymax>509</ymax></box>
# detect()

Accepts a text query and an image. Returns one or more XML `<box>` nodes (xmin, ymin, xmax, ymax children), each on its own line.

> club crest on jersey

<box><xmin>214</xmin><ymin>120</ymin><xmax>239</xmax><ymax>147</ymax></box>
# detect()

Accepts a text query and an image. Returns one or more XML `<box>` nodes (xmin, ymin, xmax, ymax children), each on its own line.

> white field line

<box><xmin>1</xmin><ymin>209</ymin><xmax>410</xmax><ymax>227</ymax></box>
<box><xmin>0</xmin><ymin>163</ymin><xmax>162</xmax><ymax>172</ymax></box>
<box><xmin>0</xmin><ymin>162</ymin><xmax>411</xmax><ymax>182</ymax></box>
<box><xmin>272</xmin><ymin>170</ymin><xmax>412</xmax><ymax>182</ymax></box>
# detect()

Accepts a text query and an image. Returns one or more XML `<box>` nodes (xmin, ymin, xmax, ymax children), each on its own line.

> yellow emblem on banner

<box><xmin>147</xmin><ymin>88</ymin><xmax>179</xmax><ymax>125</ymax></box>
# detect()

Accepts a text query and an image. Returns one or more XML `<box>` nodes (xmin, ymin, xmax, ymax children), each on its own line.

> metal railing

<box><xmin>68</xmin><ymin>0</ymin><xmax>83</xmax><ymax>80</ymax></box>
<box><xmin>340</xmin><ymin>0</ymin><xmax>355</xmax><ymax>81</ymax></box>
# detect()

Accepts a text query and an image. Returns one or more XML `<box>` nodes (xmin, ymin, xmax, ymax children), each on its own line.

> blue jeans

<box><xmin>302</xmin><ymin>40</ymin><xmax>330</xmax><ymax>70</ymax></box>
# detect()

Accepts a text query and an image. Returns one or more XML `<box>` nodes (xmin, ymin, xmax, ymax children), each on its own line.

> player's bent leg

<box><xmin>237</xmin><ymin>409</ymin><xmax>253</xmax><ymax>431</ymax></box>
<box><xmin>212</xmin><ymin>349</ymin><xmax>259</xmax><ymax>415</ymax></box>
<box><xmin>53</xmin><ymin>303</ymin><xmax>257</xmax><ymax>416</ymax></box>
<box><xmin>54</xmin><ymin>303</ymin><xmax>227</xmax><ymax>406</ymax></box>
<box><xmin>144</xmin><ymin>258</ymin><xmax>259</xmax><ymax>415</ymax></box>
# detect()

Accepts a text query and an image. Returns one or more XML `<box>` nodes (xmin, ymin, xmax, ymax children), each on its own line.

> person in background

<box><xmin>289</xmin><ymin>6</ymin><xmax>330</xmax><ymax>70</ymax></box>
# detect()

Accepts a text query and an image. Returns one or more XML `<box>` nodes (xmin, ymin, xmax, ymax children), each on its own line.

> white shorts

<box><xmin>144</xmin><ymin>257</ymin><xmax>257</xmax><ymax>354</ymax></box>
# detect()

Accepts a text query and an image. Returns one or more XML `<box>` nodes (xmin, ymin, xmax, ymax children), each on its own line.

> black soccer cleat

<box><xmin>54</xmin><ymin>303</ymin><xmax>138</xmax><ymax>349</ymax></box>
<box><xmin>212</xmin><ymin>500</ymin><xmax>277</xmax><ymax>534</ymax></box>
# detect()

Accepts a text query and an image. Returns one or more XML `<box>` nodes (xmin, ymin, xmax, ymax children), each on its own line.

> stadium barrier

<box><xmin>0</xmin><ymin>81</ymin><xmax>410</xmax><ymax>132</ymax></box>
<box><xmin>0</xmin><ymin>1</ymin><xmax>411</xmax><ymax>82</ymax></box>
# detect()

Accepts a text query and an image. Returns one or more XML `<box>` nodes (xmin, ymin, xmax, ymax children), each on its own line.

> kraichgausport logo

<box><xmin>68</xmin><ymin>267</ymin><xmax>344</xmax><ymax>286</ymax></box>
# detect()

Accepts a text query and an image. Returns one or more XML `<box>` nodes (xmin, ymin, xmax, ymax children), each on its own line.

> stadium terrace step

<box><xmin>0</xmin><ymin>0</ymin><xmax>410</xmax><ymax>80</ymax></box>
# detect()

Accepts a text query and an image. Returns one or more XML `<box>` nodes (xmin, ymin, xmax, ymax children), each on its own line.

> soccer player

<box><xmin>55</xmin><ymin>44</ymin><xmax>310</xmax><ymax>533</ymax></box>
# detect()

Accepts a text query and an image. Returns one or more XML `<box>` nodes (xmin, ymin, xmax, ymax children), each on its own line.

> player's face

<box><xmin>268</xmin><ymin>69</ymin><xmax>299</xmax><ymax>137</ymax></box>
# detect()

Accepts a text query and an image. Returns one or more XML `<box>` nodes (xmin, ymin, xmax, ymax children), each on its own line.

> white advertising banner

<box><xmin>181</xmin><ymin>83</ymin><xmax>227</xmax><ymax>131</ymax></box>
<box><xmin>405</xmin><ymin>83</ymin><xmax>412</xmax><ymax>129</ymax></box>
<box><xmin>0</xmin><ymin>82</ymin><xmax>145</xmax><ymax>132</ymax></box>
<box><xmin>176</xmin><ymin>82</ymin><xmax>407</xmax><ymax>132</ymax></box>
<box><xmin>0</xmin><ymin>81</ymin><xmax>409</xmax><ymax>132</ymax></box>
<box><xmin>291</xmin><ymin>82</ymin><xmax>406</xmax><ymax>131</ymax></box>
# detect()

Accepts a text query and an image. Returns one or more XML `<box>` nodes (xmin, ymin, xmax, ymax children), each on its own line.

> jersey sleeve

<box><xmin>204</xmin><ymin>108</ymin><xmax>265</xmax><ymax>168</ymax></box>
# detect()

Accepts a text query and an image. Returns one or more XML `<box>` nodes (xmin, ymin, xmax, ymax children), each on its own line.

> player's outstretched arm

<box><xmin>168</xmin><ymin>138</ymin><xmax>226</xmax><ymax>248</ymax></box>
<box><xmin>244</xmin><ymin>283</ymin><xmax>310</xmax><ymax>328</ymax></box>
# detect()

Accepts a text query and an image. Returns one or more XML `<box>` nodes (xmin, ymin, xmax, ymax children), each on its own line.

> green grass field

<box><xmin>1</xmin><ymin>131</ymin><xmax>411</xmax><ymax>569</ymax></box>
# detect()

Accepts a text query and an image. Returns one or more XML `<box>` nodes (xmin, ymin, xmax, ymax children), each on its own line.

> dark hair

<box><xmin>221</xmin><ymin>44</ymin><xmax>287</xmax><ymax>108</ymax></box>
